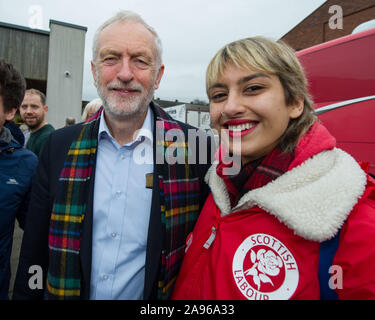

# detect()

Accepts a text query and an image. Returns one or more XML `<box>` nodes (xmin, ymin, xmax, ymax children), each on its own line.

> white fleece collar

<box><xmin>205</xmin><ymin>148</ymin><xmax>367</xmax><ymax>242</ymax></box>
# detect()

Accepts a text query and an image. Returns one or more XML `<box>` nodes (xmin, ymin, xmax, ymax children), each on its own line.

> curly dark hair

<box><xmin>0</xmin><ymin>60</ymin><xmax>26</xmax><ymax>112</ymax></box>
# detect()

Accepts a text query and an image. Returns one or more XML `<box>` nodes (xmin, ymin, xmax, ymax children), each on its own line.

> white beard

<box><xmin>96</xmin><ymin>73</ymin><xmax>155</xmax><ymax>120</ymax></box>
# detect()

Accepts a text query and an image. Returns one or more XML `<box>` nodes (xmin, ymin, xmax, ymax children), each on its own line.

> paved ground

<box><xmin>9</xmin><ymin>221</ymin><xmax>23</xmax><ymax>298</ymax></box>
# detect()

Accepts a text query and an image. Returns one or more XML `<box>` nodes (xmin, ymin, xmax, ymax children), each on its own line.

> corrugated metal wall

<box><xmin>0</xmin><ymin>23</ymin><xmax>49</xmax><ymax>81</ymax></box>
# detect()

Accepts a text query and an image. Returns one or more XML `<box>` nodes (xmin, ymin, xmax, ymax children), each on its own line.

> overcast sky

<box><xmin>0</xmin><ymin>0</ymin><xmax>326</xmax><ymax>103</ymax></box>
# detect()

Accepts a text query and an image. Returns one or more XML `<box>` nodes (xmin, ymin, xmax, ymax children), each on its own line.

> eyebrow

<box><xmin>131</xmin><ymin>51</ymin><xmax>151</xmax><ymax>58</ymax></box>
<box><xmin>99</xmin><ymin>49</ymin><xmax>121</xmax><ymax>59</ymax></box>
<box><xmin>238</xmin><ymin>73</ymin><xmax>270</xmax><ymax>85</ymax></box>
<box><xmin>99</xmin><ymin>49</ymin><xmax>153</xmax><ymax>62</ymax></box>
<box><xmin>209</xmin><ymin>72</ymin><xmax>271</xmax><ymax>91</ymax></box>
<box><xmin>21</xmin><ymin>103</ymin><xmax>40</xmax><ymax>108</ymax></box>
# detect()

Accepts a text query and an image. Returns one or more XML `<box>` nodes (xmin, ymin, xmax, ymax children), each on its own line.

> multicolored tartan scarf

<box><xmin>46</xmin><ymin>107</ymin><xmax>102</xmax><ymax>299</ymax></box>
<box><xmin>154</xmin><ymin>108</ymin><xmax>202</xmax><ymax>300</ymax></box>
<box><xmin>216</xmin><ymin>146</ymin><xmax>294</xmax><ymax>207</ymax></box>
<box><xmin>46</xmin><ymin>105</ymin><xmax>200</xmax><ymax>300</ymax></box>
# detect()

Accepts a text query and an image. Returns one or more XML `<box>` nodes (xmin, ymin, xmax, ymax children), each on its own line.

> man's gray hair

<box><xmin>92</xmin><ymin>10</ymin><xmax>163</xmax><ymax>67</ymax></box>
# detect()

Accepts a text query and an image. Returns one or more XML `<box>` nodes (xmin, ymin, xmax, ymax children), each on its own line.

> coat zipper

<box><xmin>202</xmin><ymin>206</ymin><xmax>250</xmax><ymax>249</ymax></box>
<box><xmin>203</xmin><ymin>206</ymin><xmax>223</xmax><ymax>249</ymax></box>
<box><xmin>203</xmin><ymin>226</ymin><xmax>217</xmax><ymax>249</ymax></box>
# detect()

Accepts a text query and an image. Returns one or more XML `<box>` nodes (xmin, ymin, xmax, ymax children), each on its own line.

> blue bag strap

<box><xmin>318</xmin><ymin>230</ymin><xmax>341</xmax><ymax>300</ymax></box>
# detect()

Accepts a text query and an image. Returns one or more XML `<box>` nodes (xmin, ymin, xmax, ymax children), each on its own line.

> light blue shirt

<box><xmin>90</xmin><ymin>108</ymin><xmax>154</xmax><ymax>300</ymax></box>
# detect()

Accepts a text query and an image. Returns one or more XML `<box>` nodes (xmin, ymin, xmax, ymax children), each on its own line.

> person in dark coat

<box><xmin>4</xmin><ymin>120</ymin><xmax>24</xmax><ymax>146</ymax></box>
<box><xmin>0</xmin><ymin>60</ymin><xmax>38</xmax><ymax>300</ymax></box>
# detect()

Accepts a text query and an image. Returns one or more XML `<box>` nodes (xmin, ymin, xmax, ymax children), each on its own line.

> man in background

<box><xmin>20</xmin><ymin>89</ymin><xmax>54</xmax><ymax>157</ymax></box>
<box><xmin>0</xmin><ymin>60</ymin><xmax>37</xmax><ymax>299</ymax></box>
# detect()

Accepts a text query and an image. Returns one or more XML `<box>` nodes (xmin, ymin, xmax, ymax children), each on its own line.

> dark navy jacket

<box><xmin>0</xmin><ymin>128</ymin><xmax>37</xmax><ymax>299</ymax></box>
<box><xmin>13</xmin><ymin>103</ymin><xmax>213</xmax><ymax>300</ymax></box>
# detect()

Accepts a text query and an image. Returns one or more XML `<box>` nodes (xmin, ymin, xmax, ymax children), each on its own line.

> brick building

<box><xmin>280</xmin><ymin>0</ymin><xmax>375</xmax><ymax>50</ymax></box>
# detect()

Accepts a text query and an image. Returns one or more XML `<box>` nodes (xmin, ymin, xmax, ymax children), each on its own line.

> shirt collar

<box><xmin>98</xmin><ymin>107</ymin><xmax>154</xmax><ymax>146</ymax></box>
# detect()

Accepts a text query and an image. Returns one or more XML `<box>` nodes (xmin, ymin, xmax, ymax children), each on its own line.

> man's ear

<box><xmin>154</xmin><ymin>64</ymin><xmax>165</xmax><ymax>90</ymax></box>
<box><xmin>5</xmin><ymin>108</ymin><xmax>17</xmax><ymax>121</ymax></box>
<box><xmin>43</xmin><ymin>105</ymin><xmax>49</xmax><ymax>113</ymax></box>
<box><xmin>91</xmin><ymin>61</ymin><xmax>97</xmax><ymax>88</ymax></box>
<box><xmin>289</xmin><ymin>98</ymin><xmax>304</xmax><ymax>119</ymax></box>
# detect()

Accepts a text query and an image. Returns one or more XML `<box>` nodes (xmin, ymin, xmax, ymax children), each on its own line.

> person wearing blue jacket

<box><xmin>0</xmin><ymin>60</ymin><xmax>38</xmax><ymax>299</ymax></box>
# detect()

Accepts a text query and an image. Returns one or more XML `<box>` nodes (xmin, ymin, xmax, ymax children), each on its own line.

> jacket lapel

<box><xmin>79</xmin><ymin>157</ymin><xmax>96</xmax><ymax>299</ymax></box>
<box><xmin>143</xmin><ymin>167</ymin><xmax>162</xmax><ymax>299</ymax></box>
<box><xmin>144</xmin><ymin>104</ymin><xmax>163</xmax><ymax>299</ymax></box>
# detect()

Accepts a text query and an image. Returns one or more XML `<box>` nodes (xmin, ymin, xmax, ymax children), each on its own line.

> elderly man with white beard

<box><xmin>13</xmin><ymin>10</ymin><xmax>212</xmax><ymax>300</ymax></box>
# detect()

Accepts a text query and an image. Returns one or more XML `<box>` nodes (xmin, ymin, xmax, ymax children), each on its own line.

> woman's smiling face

<box><xmin>208</xmin><ymin>63</ymin><xmax>303</xmax><ymax>164</ymax></box>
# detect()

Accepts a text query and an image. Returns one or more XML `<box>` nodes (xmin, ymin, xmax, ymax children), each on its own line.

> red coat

<box><xmin>172</xmin><ymin>124</ymin><xmax>375</xmax><ymax>300</ymax></box>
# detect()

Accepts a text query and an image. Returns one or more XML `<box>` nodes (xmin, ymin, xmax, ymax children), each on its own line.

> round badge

<box><xmin>232</xmin><ymin>233</ymin><xmax>299</xmax><ymax>300</ymax></box>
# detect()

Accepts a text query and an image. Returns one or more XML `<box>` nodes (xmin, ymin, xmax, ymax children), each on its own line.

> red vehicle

<box><xmin>297</xmin><ymin>27</ymin><xmax>375</xmax><ymax>176</ymax></box>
